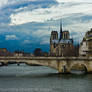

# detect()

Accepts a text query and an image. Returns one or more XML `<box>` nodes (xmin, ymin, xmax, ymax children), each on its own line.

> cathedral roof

<box><xmin>59</xmin><ymin>39</ymin><xmax>73</xmax><ymax>44</ymax></box>
<box><xmin>52</xmin><ymin>40</ymin><xmax>59</xmax><ymax>44</ymax></box>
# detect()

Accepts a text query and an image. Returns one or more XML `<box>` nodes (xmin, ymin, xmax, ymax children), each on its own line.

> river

<box><xmin>0</xmin><ymin>64</ymin><xmax>92</xmax><ymax>92</ymax></box>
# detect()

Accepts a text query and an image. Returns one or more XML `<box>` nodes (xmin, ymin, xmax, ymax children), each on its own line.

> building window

<box><xmin>54</xmin><ymin>43</ymin><xmax>56</xmax><ymax>48</ymax></box>
<box><xmin>62</xmin><ymin>45</ymin><xmax>65</xmax><ymax>48</ymax></box>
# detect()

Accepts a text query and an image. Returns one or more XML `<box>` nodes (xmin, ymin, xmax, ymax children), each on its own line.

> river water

<box><xmin>0</xmin><ymin>64</ymin><xmax>92</xmax><ymax>92</ymax></box>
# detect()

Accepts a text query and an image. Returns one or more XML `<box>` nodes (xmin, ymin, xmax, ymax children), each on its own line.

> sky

<box><xmin>0</xmin><ymin>0</ymin><xmax>92</xmax><ymax>53</ymax></box>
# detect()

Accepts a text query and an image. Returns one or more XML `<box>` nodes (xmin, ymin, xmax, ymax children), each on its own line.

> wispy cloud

<box><xmin>32</xmin><ymin>30</ymin><xmax>51</xmax><ymax>37</ymax></box>
<box><xmin>40</xmin><ymin>37</ymin><xmax>50</xmax><ymax>45</ymax></box>
<box><xmin>5</xmin><ymin>35</ymin><xmax>18</xmax><ymax>40</ymax></box>
<box><xmin>22</xmin><ymin>39</ymin><xmax>31</xmax><ymax>44</ymax></box>
<box><xmin>56</xmin><ymin>0</ymin><xmax>92</xmax><ymax>3</ymax></box>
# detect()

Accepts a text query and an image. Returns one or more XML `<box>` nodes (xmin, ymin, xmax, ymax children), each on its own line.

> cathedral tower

<box><xmin>59</xmin><ymin>20</ymin><xmax>63</xmax><ymax>40</ymax></box>
<box><xmin>50</xmin><ymin>31</ymin><xmax>58</xmax><ymax>56</ymax></box>
<box><xmin>50</xmin><ymin>31</ymin><xmax>58</xmax><ymax>43</ymax></box>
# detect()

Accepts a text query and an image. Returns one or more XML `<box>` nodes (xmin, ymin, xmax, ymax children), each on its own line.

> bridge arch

<box><xmin>25</xmin><ymin>60</ymin><xmax>59</xmax><ymax>71</ymax></box>
<box><xmin>69</xmin><ymin>63</ymin><xmax>88</xmax><ymax>73</ymax></box>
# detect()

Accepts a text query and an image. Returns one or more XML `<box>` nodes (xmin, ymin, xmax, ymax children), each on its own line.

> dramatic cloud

<box><xmin>9</xmin><ymin>2</ymin><xmax>92</xmax><ymax>25</ymax></box>
<box><xmin>0</xmin><ymin>0</ymin><xmax>92</xmax><ymax>52</ymax></box>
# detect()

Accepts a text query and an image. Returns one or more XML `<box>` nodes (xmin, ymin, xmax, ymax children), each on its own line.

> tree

<box><xmin>34</xmin><ymin>48</ymin><xmax>42</xmax><ymax>56</ymax></box>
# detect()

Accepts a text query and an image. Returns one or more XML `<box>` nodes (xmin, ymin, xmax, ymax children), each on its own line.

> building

<box><xmin>79</xmin><ymin>28</ymin><xmax>92</xmax><ymax>57</ymax></box>
<box><xmin>34</xmin><ymin>48</ymin><xmax>49</xmax><ymax>57</ymax></box>
<box><xmin>14</xmin><ymin>50</ymin><xmax>32</xmax><ymax>57</ymax></box>
<box><xmin>50</xmin><ymin>21</ymin><xmax>74</xmax><ymax>57</ymax></box>
<box><xmin>14</xmin><ymin>51</ymin><xmax>24</xmax><ymax>57</ymax></box>
<box><xmin>0</xmin><ymin>48</ymin><xmax>13</xmax><ymax>56</ymax></box>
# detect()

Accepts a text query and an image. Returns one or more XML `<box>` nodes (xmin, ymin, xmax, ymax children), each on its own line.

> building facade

<box><xmin>50</xmin><ymin>22</ymin><xmax>74</xmax><ymax>57</ymax></box>
<box><xmin>0</xmin><ymin>48</ymin><xmax>13</xmax><ymax>56</ymax></box>
<box><xmin>79</xmin><ymin>28</ymin><xmax>92</xmax><ymax>57</ymax></box>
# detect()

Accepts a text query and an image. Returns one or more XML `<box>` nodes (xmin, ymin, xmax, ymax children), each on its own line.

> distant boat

<box><xmin>70</xmin><ymin>70</ymin><xmax>86</xmax><ymax>75</ymax></box>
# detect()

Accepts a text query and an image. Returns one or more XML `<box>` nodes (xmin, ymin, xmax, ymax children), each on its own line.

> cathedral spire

<box><xmin>60</xmin><ymin>19</ymin><xmax>63</xmax><ymax>40</ymax></box>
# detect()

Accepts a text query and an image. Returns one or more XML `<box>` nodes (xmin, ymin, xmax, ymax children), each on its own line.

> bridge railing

<box><xmin>0</xmin><ymin>56</ymin><xmax>91</xmax><ymax>60</ymax></box>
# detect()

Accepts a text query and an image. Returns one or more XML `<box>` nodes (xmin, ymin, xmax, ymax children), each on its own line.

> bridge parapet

<box><xmin>0</xmin><ymin>56</ymin><xmax>92</xmax><ymax>60</ymax></box>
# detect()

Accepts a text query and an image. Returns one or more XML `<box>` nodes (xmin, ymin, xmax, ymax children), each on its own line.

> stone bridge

<box><xmin>0</xmin><ymin>57</ymin><xmax>92</xmax><ymax>73</ymax></box>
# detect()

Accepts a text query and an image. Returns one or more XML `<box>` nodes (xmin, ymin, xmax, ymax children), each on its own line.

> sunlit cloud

<box><xmin>9</xmin><ymin>2</ymin><xmax>92</xmax><ymax>25</ymax></box>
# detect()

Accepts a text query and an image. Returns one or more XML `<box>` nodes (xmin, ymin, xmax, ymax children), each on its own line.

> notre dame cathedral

<box><xmin>50</xmin><ymin>21</ymin><xmax>75</xmax><ymax>56</ymax></box>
